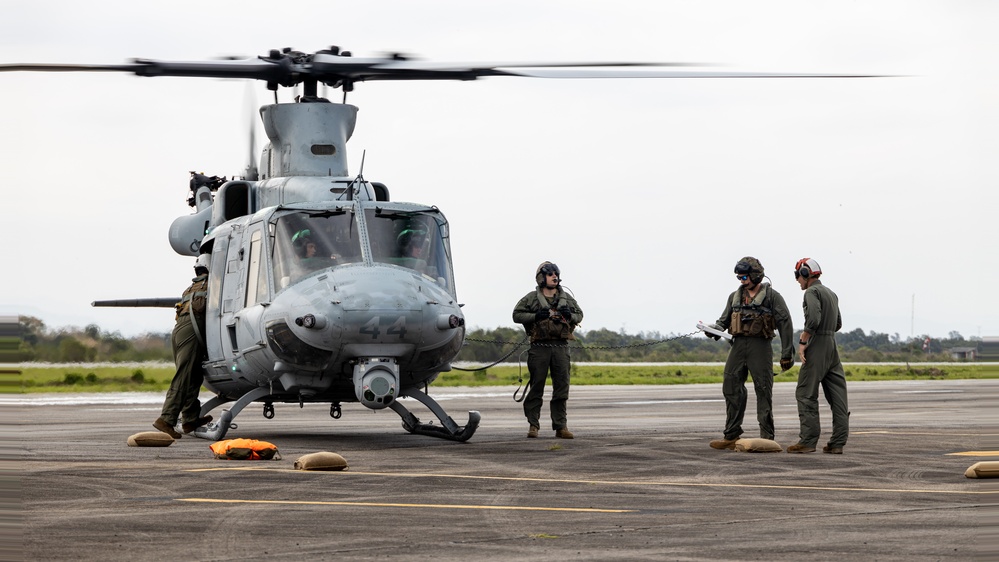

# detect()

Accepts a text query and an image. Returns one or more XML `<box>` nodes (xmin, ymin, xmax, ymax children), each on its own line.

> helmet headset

<box><xmin>536</xmin><ymin>261</ymin><xmax>561</xmax><ymax>287</ymax></box>
<box><xmin>794</xmin><ymin>258</ymin><xmax>822</xmax><ymax>280</ymax></box>
<box><xmin>194</xmin><ymin>253</ymin><xmax>210</xmax><ymax>274</ymax></box>
<box><xmin>734</xmin><ymin>257</ymin><xmax>765</xmax><ymax>285</ymax></box>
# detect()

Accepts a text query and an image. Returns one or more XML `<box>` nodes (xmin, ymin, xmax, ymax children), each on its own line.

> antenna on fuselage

<box><xmin>344</xmin><ymin>149</ymin><xmax>367</xmax><ymax>201</ymax></box>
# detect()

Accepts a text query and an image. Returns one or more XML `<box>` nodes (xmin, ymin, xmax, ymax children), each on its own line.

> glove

<box><xmin>558</xmin><ymin>305</ymin><xmax>573</xmax><ymax>320</ymax></box>
<box><xmin>704</xmin><ymin>323</ymin><xmax>722</xmax><ymax>341</ymax></box>
<box><xmin>535</xmin><ymin>310</ymin><xmax>550</xmax><ymax>321</ymax></box>
<box><xmin>780</xmin><ymin>358</ymin><xmax>794</xmax><ymax>372</ymax></box>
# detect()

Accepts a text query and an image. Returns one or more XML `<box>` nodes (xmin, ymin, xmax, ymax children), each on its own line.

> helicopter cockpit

<box><xmin>366</xmin><ymin>209</ymin><xmax>450</xmax><ymax>287</ymax></box>
<box><xmin>273</xmin><ymin>210</ymin><xmax>361</xmax><ymax>287</ymax></box>
<box><xmin>271</xmin><ymin>206</ymin><xmax>454</xmax><ymax>293</ymax></box>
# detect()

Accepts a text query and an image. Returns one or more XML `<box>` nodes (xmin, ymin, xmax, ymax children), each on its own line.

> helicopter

<box><xmin>1</xmin><ymin>47</ymin><xmax>877</xmax><ymax>442</ymax></box>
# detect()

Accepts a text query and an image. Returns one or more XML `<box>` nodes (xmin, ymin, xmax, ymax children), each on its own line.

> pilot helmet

<box><xmin>397</xmin><ymin>228</ymin><xmax>427</xmax><ymax>251</ymax></box>
<box><xmin>398</xmin><ymin>228</ymin><xmax>426</xmax><ymax>243</ymax></box>
<box><xmin>535</xmin><ymin>261</ymin><xmax>560</xmax><ymax>287</ymax></box>
<box><xmin>794</xmin><ymin>257</ymin><xmax>822</xmax><ymax>279</ymax></box>
<box><xmin>292</xmin><ymin>229</ymin><xmax>312</xmax><ymax>246</ymax></box>
<box><xmin>194</xmin><ymin>253</ymin><xmax>210</xmax><ymax>274</ymax></box>
<box><xmin>292</xmin><ymin>229</ymin><xmax>313</xmax><ymax>256</ymax></box>
<box><xmin>734</xmin><ymin>256</ymin><xmax>764</xmax><ymax>284</ymax></box>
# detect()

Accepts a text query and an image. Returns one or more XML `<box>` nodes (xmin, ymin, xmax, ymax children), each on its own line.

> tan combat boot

<box><xmin>527</xmin><ymin>426</ymin><xmax>539</xmax><ymax>438</ymax></box>
<box><xmin>786</xmin><ymin>443</ymin><xmax>816</xmax><ymax>453</ymax></box>
<box><xmin>709</xmin><ymin>438</ymin><xmax>739</xmax><ymax>450</ymax></box>
<box><xmin>153</xmin><ymin>418</ymin><xmax>182</xmax><ymax>439</ymax></box>
<box><xmin>555</xmin><ymin>428</ymin><xmax>574</xmax><ymax>439</ymax></box>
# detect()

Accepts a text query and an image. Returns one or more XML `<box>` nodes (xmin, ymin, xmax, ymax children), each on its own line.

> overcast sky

<box><xmin>1</xmin><ymin>1</ymin><xmax>996</xmax><ymax>341</ymax></box>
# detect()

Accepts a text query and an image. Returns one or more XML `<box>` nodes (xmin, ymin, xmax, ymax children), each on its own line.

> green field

<box><xmin>2</xmin><ymin>362</ymin><xmax>996</xmax><ymax>393</ymax></box>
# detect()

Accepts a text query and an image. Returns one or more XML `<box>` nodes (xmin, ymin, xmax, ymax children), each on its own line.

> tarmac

<box><xmin>8</xmin><ymin>379</ymin><xmax>999</xmax><ymax>561</ymax></box>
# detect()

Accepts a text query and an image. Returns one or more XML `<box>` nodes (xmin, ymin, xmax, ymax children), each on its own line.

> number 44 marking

<box><xmin>360</xmin><ymin>316</ymin><xmax>408</xmax><ymax>339</ymax></box>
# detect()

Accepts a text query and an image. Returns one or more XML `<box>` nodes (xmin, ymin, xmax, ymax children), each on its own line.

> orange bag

<box><xmin>210</xmin><ymin>438</ymin><xmax>281</xmax><ymax>460</ymax></box>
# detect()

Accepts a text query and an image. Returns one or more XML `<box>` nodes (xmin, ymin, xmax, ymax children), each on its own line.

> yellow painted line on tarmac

<box><xmin>946</xmin><ymin>451</ymin><xmax>999</xmax><ymax>457</ymax></box>
<box><xmin>186</xmin><ymin>467</ymin><xmax>998</xmax><ymax>495</ymax></box>
<box><xmin>177</xmin><ymin>497</ymin><xmax>632</xmax><ymax>513</ymax></box>
<box><xmin>342</xmin><ymin>471</ymin><xmax>998</xmax><ymax>496</ymax></box>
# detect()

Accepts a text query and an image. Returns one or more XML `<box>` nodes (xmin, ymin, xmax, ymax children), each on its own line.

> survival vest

<box><xmin>529</xmin><ymin>289</ymin><xmax>578</xmax><ymax>342</ymax></box>
<box><xmin>210</xmin><ymin>438</ymin><xmax>281</xmax><ymax>460</ymax></box>
<box><xmin>175</xmin><ymin>274</ymin><xmax>208</xmax><ymax>320</ymax></box>
<box><xmin>728</xmin><ymin>284</ymin><xmax>777</xmax><ymax>339</ymax></box>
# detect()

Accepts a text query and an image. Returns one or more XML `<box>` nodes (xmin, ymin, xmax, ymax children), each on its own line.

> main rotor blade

<box><xmin>0</xmin><ymin>52</ymin><xmax>888</xmax><ymax>88</ymax></box>
<box><xmin>499</xmin><ymin>69</ymin><xmax>887</xmax><ymax>79</ymax></box>
<box><xmin>0</xmin><ymin>59</ymin><xmax>297</xmax><ymax>85</ymax></box>
<box><xmin>0</xmin><ymin>63</ymin><xmax>137</xmax><ymax>73</ymax></box>
<box><xmin>308</xmin><ymin>56</ymin><xmax>711</xmax><ymax>82</ymax></box>
<box><xmin>244</xmin><ymin>82</ymin><xmax>259</xmax><ymax>181</ymax></box>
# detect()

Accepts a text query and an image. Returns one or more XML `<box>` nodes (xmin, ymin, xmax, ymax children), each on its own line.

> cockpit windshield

<box><xmin>272</xmin><ymin>210</ymin><xmax>361</xmax><ymax>289</ymax></box>
<box><xmin>270</xmin><ymin>207</ymin><xmax>455</xmax><ymax>294</ymax></box>
<box><xmin>365</xmin><ymin>209</ymin><xmax>452</xmax><ymax>288</ymax></box>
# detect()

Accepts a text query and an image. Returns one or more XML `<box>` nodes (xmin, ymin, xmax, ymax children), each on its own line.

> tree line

<box><xmin>2</xmin><ymin>315</ymin><xmax>982</xmax><ymax>364</ymax></box>
<box><xmin>4</xmin><ymin>316</ymin><xmax>172</xmax><ymax>363</ymax></box>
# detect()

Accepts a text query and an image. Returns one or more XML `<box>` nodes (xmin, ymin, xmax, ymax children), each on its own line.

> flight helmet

<box><xmin>536</xmin><ymin>261</ymin><xmax>560</xmax><ymax>287</ymax></box>
<box><xmin>734</xmin><ymin>256</ymin><xmax>764</xmax><ymax>285</ymax></box>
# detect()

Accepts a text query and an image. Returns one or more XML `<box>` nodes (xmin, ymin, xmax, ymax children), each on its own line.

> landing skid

<box><xmin>191</xmin><ymin>386</ymin><xmax>479</xmax><ymax>442</ymax></box>
<box><xmin>390</xmin><ymin>387</ymin><xmax>480</xmax><ymax>442</ymax></box>
<box><xmin>193</xmin><ymin>387</ymin><xmax>271</xmax><ymax>441</ymax></box>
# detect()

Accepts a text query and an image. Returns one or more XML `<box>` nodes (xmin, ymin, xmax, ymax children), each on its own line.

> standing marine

<box><xmin>512</xmin><ymin>261</ymin><xmax>583</xmax><ymax>439</ymax></box>
<box><xmin>706</xmin><ymin>257</ymin><xmax>794</xmax><ymax>450</ymax></box>
<box><xmin>152</xmin><ymin>253</ymin><xmax>213</xmax><ymax>439</ymax></box>
<box><xmin>787</xmin><ymin>258</ymin><xmax>849</xmax><ymax>454</ymax></box>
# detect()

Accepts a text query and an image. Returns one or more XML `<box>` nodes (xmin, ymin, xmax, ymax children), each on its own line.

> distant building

<box><xmin>980</xmin><ymin>337</ymin><xmax>999</xmax><ymax>361</ymax></box>
<box><xmin>948</xmin><ymin>347</ymin><xmax>977</xmax><ymax>361</ymax></box>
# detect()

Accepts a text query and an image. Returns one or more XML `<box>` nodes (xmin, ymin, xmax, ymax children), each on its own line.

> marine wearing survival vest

<box><xmin>706</xmin><ymin>256</ymin><xmax>794</xmax><ymax>450</ymax></box>
<box><xmin>512</xmin><ymin>261</ymin><xmax>583</xmax><ymax>440</ymax></box>
<box><xmin>152</xmin><ymin>254</ymin><xmax>213</xmax><ymax>439</ymax></box>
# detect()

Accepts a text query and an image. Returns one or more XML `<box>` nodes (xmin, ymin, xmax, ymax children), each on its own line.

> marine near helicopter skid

<box><xmin>2</xmin><ymin>47</ymin><xmax>878</xmax><ymax>442</ymax></box>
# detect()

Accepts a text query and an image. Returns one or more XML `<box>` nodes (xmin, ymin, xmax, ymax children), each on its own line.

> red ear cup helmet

<box><xmin>795</xmin><ymin>258</ymin><xmax>822</xmax><ymax>279</ymax></box>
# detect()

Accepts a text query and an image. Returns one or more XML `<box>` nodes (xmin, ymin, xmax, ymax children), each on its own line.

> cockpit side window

<box><xmin>272</xmin><ymin>211</ymin><xmax>360</xmax><ymax>290</ymax></box>
<box><xmin>245</xmin><ymin>229</ymin><xmax>267</xmax><ymax>307</ymax></box>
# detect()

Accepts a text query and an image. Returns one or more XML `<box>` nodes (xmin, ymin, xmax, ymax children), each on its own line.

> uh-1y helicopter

<box><xmin>2</xmin><ymin>47</ymin><xmax>876</xmax><ymax>442</ymax></box>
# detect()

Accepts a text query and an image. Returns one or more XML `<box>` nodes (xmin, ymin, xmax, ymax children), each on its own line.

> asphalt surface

<box><xmin>9</xmin><ymin>379</ymin><xmax>999</xmax><ymax>561</ymax></box>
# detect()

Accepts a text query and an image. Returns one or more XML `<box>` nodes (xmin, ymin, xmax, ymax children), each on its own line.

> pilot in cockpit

<box><xmin>397</xmin><ymin>228</ymin><xmax>426</xmax><ymax>259</ymax></box>
<box><xmin>290</xmin><ymin>229</ymin><xmax>322</xmax><ymax>278</ymax></box>
<box><xmin>294</xmin><ymin>231</ymin><xmax>316</xmax><ymax>258</ymax></box>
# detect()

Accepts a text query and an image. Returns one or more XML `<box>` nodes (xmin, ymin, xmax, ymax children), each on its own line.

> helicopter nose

<box><xmin>336</xmin><ymin>266</ymin><xmax>463</xmax><ymax>339</ymax></box>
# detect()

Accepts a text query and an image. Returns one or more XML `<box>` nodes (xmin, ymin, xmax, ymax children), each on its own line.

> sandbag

<box><xmin>210</xmin><ymin>438</ymin><xmax>281</xmax><ymax>460</ymax></box>
<box><xmin>734</xmin><ymin>438</ymin><xmax>783</xmax><ymax>453</ymax></box>
<box><xmin>127</xmin><ymin>431</ymin><xmax>175</xmax><ymax>447</ymax></box>
<box><xmin>964</xmin><ymin>461</ymin><xmax>999</xmax><ymax>479</ymax></box>
<box><xmin>294</xmin><ymin>452</ymin><xmax>348</xmax><ymax>471</ymax></box>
